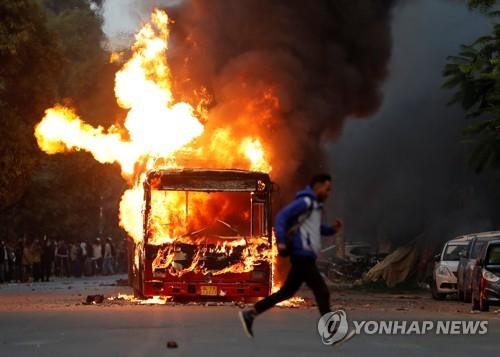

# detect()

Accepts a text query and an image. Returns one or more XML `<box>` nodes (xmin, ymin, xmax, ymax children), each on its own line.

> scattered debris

<box><xmin>235</xmin><ymin>301</ymin><xmax>246</xmax><ymax>309</ymax></box>
<box><xmin>317</xmin><ymin>253</ymin><xmax>382</xmax><ymax>284</ymax></box>
<box><xmin>364</xmin><ymin>244</ymin><xmax>419</xmax><ymax>287</ymax></box>
<box><xmin>396</xmin><ymin>295</ymin><xmax>422</xmax><ymax>300</ymax></box>
<box><xmin>116</xmin><ymin>279</ymin><xmax>129</xmax><ymax>286</ymax></box>
<box><xmin>84</xmin><ymin>295</ymin><xmax>105</xmax><ymax>305</ymax></box>
<box><xmin>166</xmin><ymin>341</ymin><xmax>178</xmax><ymax>348</ymax></box>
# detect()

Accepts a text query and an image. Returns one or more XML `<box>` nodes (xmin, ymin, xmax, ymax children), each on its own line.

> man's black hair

<box><xmin>310</xmin><ymin>174</ymin><xmax>332</xmax><ymax>187</ymax></box>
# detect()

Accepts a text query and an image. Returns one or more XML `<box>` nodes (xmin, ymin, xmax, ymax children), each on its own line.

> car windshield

<box><xmin>486</xmin><ymin>245</ymin><xmax>500</xmax><ymax>265</ymax></box>
<box><xmin>471</xmin><ymin>236</ymin><xmax>500</xmax><ymax>258</ymax></box>
<box><xmin>471</xmin><ymin>241</ymin><xmax>486</xmax><ymax>259</ymax></box>
<box><xmin>442</xmin><ymin>244</ymin><xmax>467</xmax><ymax>261</ymax></box>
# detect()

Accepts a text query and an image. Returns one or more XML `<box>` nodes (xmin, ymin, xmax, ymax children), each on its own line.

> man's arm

<box><xmin>275</xmin><ymin>197</ymin><xmax>311</xmax><ymax>248</ymax></box>
<box><xmin>320</xmin><ymin>218</ymin><xmax>343</xmax><ymax>236</ymax></box>
<box><xmin>320</xmin><ymin>224</ymin><xmax>336</xmax><ymax>236</ymax></box>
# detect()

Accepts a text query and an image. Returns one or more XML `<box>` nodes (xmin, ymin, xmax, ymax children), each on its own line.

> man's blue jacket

<box><xmin>275</xmin><ymin>186</ymin><xmax>336</xmax><ymax>259</ymax></box>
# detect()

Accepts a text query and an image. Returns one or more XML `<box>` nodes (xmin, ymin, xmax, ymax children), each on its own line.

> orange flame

<box><xmin>35</xmin><ymin>10</ymin><xmax>205</xmax><ymax>180</ymax></box>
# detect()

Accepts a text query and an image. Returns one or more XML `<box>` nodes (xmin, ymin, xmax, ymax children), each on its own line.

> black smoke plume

<box><xmin>137</xmin><ymin>0</ymin><xmax>396</xmax><ymax>191</ymax></box>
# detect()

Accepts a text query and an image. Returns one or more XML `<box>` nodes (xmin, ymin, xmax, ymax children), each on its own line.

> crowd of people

<box><xmin>0</xmin><ymin>236</ymin><xmax>128</xmax><ymax>283</ymax></box>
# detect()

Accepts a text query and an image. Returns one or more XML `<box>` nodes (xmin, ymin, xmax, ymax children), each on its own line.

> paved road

<box><xmin>0</xmin><ymin>277</ymin><xmax>498</xmax><ymax>356</ymax></box>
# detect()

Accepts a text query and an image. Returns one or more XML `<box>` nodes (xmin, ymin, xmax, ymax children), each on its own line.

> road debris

<box><xmin>84</xmin><ymin>295</ymin><xmax>105</xmax><ymax>305</ymax></box>
<box><xmin>166</xmin><ymin>341</ymin><xmax>178</xmax><ymax>348</ymax></box>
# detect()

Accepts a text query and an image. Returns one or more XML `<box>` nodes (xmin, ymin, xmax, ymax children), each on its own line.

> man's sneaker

<box><xmin>333</xmin><ymin>329</ymin><xmax>356</xmax><ymax>347</ymax></box>
<box><xmin>238</xmin><ymin>309</ymin><xmax>255</xmax><ymax>338</ymax></box>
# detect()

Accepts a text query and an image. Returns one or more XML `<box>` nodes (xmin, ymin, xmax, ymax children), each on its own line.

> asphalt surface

<box><xmin>0</xmin><ymin>276</ymin><xmax>499</xmax><ymax>357</ymax></box>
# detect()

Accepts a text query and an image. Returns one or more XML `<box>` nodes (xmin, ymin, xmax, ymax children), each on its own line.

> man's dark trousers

<box><xmin>254</xmin><ymin>255</ymin><xmax>331</xmax><ymax>315</ymax></box>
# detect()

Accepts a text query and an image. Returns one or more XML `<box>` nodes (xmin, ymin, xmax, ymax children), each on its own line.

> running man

<box><xmin>239</xmin><ymin>174</ymin><xmax>347</xmax><ymax>340</ymax></box>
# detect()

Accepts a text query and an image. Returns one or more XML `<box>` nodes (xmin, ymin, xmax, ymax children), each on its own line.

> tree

<box><xmin>0</xmin><ymin>0</ymin><xmax>126</xmax><ymax>241</ymax></box>
<box><xmin>40</xmin><ymin>0</ymin><xmax>107</xmax><ymax>102</ymax></box>
<box><xmin>32</xmin><ymin>0</ymin><xmax>127</xmax><ymax>241</ymax></box>
<box><xmin>468</xmin><ymin>0</ymin><xmax>497</xmax><ymax>11</ymax></box>
<box><xmin>443</xmin><ymin>1</ymin><xmax>500</xmax><ymax>173</ymax></box>
<box><xmin>0</xmin><ymin>0</ymin><xmax>63</xmax><ymax>209</ymax></box>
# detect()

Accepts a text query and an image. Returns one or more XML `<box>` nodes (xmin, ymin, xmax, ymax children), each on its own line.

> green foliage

<box><xmin>0</xmin><ymin>0</ymin><xmax>126</xmax><ymax>240</ymax></box>
<box><xmin>468</xmin><ymin>0</ymin><xmax>498</xmax><ymax>11</ymax></box>
<box><xmin>0</xmin><ymin>153</ymin><xmax>126</xmax><ymax>240</ymax></box>
<box><xmin>42</xmin><ymin>0</ymin><xmax>107</xmax><ymax>100</ymax></box>
<box><xmin>0</xmin><ymin>0</ymin><xmax>63</xmax><ymax>209</ymax></box>
<box><xmin>444</xmin><ymin>8</ymin><xmax>500</xmax><ymax>174</ymax></box>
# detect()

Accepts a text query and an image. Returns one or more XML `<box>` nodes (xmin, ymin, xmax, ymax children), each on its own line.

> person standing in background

<box><xmin>102</xmin><ymin>237</ymin><xmax>114</xmax><ymax>275</ymax></box>
<box><xmin>83</xmin><ymin>240</ymin><xmax>94</xmax><ymax>276</ymax></box>
<box><xmin>92</xmin><ymin>238</ymin><xmax>103</xmax><ymax>275</ymax></box>
<box><xmin>31</xmin><ymin>239</ymin><xmax>42</xmax><ymax>282</ymax></box>
<box><xmin>70</xmin><ymin>242</ymin><xmax>82</xmax><ymax>277</ymax></box>
<box><xmin>41</xmin><ymin>236</ymin><xmax>54</xmax><ymax>282</ymax></box>
<box><xmin>115</xmin><ymin>239</ymin><xmax>127</xmax><ymax>273</ymax></box>
<box><xmin>0</xmin><ymin>241</ymin><xmax>7</xmax><ymax>283</ymax></box>
<box><xmin>55</xmin><ymin>240</ymin><xmax>70</xmax><ymax>277</ymax></box>
<box><xmin>80</xmin><ymin>240</ymin><xmax>88</xmax><ymax>275</ymax></box>
<box><xmin>7</xmin><ymin>241</ymin><xmax>15</xmax><ymax>282</ymax></box>
<box><xmin>22</xmin><ymin>237</ymin><xmax>32</xmax><ymax>282</ymax></box>
<box><xmin>14</xmin><ymin>238</ymin><xmax>24</xmax><ymax>282</ymax></box>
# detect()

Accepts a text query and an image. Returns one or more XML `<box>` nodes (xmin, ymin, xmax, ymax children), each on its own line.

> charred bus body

<box><xmin>129</xmin><ymin>168</ymin><xmax>274</xmax><ymax>300</ymax></box>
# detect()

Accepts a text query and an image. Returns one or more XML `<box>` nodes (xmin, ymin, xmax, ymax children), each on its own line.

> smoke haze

<box><xmin>103</xmin><ymin>0</ymin><xmax>499</xmax><ymax>245</ymax></box>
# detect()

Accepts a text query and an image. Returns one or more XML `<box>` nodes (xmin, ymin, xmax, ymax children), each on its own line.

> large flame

<box><xmin>34</xmin><ymin>9</ymin><xmax>298</xmax><ymax>300</ymax></box>
<box><xmin>35</xmin><ymin>10</ymin><xmax>204</xmax><ymax>177</ymax></box>
<box><xmin>35</xmin><ymin>9</ymin><xmax>271</xmax><ymax>240</ymax></box>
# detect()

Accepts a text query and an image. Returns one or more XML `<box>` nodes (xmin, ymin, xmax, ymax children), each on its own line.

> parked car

<box><xmin>471</xmin><ymin>239</ymin><xmax>500</xmax><ymax>311</ymax></box>
<box><xmin>457</xmin><ymin>231</ymin><xmax>500</xmax><ymax>302</ymax></box>
<box><xmin>321</xmin><ymin>242</ymin><xmax>385</xmax><ymax>263</ymax></box>
<box><xmin>431</xmin><ymin>237</ymin><xmax>471</xmax><ymax>300</ymax></box>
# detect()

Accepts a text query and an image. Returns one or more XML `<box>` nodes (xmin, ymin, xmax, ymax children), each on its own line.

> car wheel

<box><xmin>431</xmin><ymin>280</ymin><xmax>446</xmax><ymax>300</ymax></box>
<box><xmin>472</xmin><ymin>293</ymin><xmax>480</xmax><ymax>311</ymax></box>
<box><xmin>479</xmin><ymin>285</ymin><xmax>489</xmax><ymax>312</ymax></box>
<box><xmin>463</xmin><ymin>286</ymin><xmax>472</xmax><ymax>303</ymax></box>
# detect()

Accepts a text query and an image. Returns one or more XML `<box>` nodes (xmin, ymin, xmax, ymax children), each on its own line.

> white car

<box><xmin>431</xmin><ymin>237</ymin><xmax>472</xmax><ymax>300</ymax></box>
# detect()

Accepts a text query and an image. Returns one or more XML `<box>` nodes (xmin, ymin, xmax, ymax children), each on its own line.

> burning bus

<box><xmin>129</xmin><ymin>168</ymin><xmax>275</xmax><ymax>300</ymax></box>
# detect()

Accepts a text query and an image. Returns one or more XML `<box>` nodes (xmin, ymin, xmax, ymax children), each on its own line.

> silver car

<box><xmin>431</xmin><ymin>237</ymin><xmax>472</xmax><ymax>300</ymax></box>
<box><xmin>457</xmin><ymin>231</ymin><xmax>500</xmax><ymax>302</ymax></box>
